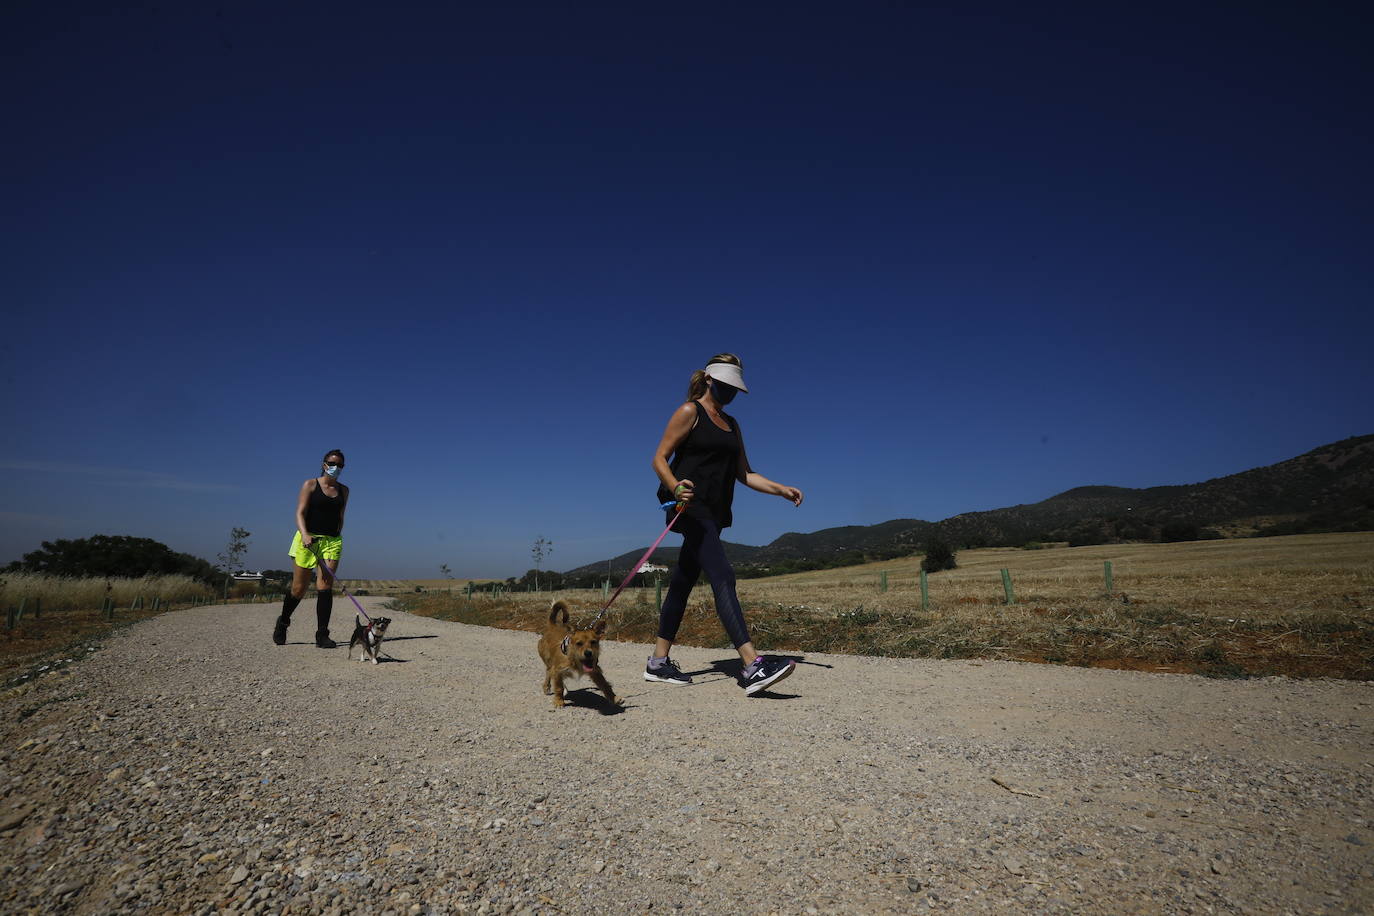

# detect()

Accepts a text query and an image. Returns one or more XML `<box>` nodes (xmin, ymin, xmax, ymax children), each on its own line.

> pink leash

<box><xmin>590</xmin><ymin>502</ymin><xmax>684</xmax><ymax>626</ymax></box>
<box><xmin>306</xmin><ymin>542</ymin><xmax>374</xmax><ymax>625</ymax></box>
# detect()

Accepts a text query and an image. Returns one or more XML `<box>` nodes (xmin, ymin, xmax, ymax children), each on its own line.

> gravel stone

<box><xmin>1</xmin><ymin>599</ymin><xmax>1370</xmax><ymax>914</ymax></box>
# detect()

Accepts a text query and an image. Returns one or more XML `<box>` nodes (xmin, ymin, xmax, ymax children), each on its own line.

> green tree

<box><xmin>5</xmin><ymin>535</ymin><xmax>219</xmax><ymax>583</ymax></box>
<box><xmin>921</xmin><ymin>538</ymin><xmax>957</xmax><ymax>573</ymax></box>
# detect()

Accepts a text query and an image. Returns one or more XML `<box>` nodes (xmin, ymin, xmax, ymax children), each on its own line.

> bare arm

<box><xmin>295</xmin><ymin>480</ymin><xmax>315</xmax><ymax>545</ymax></box>
<box><xmin>652</xmin><ymin>403</ymin><xmax>700</xmax><ymax>503</ymax></box>
<box><xmin>736</xmin><ymin>426</ymin><xmax>804</xmax><ymax>506</ymax></box>
<box><xmin>337</xmin><ymin>484</ymin><xmax>349</xmax><ymax>535</ymax></box>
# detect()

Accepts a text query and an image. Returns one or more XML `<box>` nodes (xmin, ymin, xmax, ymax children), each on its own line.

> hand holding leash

<box><xmin>593</xmin><ymin>496</ymin><xmax>688</xmax><ymax>626</ymax></box>
<box><xmin>306</xmin><ymin>541</ymin><xmax>373</xmax><ymax>625</ymax></box>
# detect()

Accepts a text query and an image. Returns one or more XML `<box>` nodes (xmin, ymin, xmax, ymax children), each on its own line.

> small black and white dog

<box><xmin>348</xmin><ymin>615</ymin><xmax>392</xmax><ymax>664</ymax></box>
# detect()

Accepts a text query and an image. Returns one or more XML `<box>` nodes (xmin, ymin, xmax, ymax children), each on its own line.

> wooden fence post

<box><xmin>17</xmin><ymin>598</ymin><xmax>27</xmax><ymax>622</ymax></box>
<box><xmin>656</xmin><ymin>578</ymin><xmax>663</xmax><ymax>611</ymax></box>
<box><xmin>1000</xmin><ymin>568</ymin><xmax>1015</xmax><ymax>605</ymax></box>
<box><xmin>1104</xmin><ymin>560</ymin><xmax>1114</xmax><ymax>594</ymax></box>
<box><xmin>919</xmin><ymin>569</ymin><xmax>929</xmax><ymax>611</ymax></box>
<box><xmin>5</xmin><ymin>606</ymin><xmax>15</xmax><ymax>630</ymax></box>
<box><xmin>33</xmin><ymin>597</ymin><xmax>41</xmax><ymax>619</ymax></box>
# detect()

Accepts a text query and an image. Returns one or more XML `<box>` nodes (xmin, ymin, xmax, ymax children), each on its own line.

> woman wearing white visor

<box><xmin>649</xmin><ymin>353</ymin><xmax>805</xmax><ymax>695</ymax></box>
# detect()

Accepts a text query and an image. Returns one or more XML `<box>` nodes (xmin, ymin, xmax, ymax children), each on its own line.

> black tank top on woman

<box><xmin>657</xmin><ymin>401</ymin><xmax>742</xmax><ymax>528</ymax></box>
<box><xmin>305</xmin><ymin>481</ymin><xmax>347</xmax><ymax>536</ymax></box>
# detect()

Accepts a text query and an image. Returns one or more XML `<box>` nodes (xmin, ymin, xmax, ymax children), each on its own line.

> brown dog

<box><xmin>538</xmin><ymin>600</ymin><xmax>622</xmax><ymax>709</ymax></box>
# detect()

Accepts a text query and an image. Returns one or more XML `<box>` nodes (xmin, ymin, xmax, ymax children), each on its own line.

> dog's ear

<box><xmin>593</xmin><ymin>618</ymin><xmax>607</xmax><ymax>637</ymax></box>
<box><xmin>549</xmin><ymin>600</ymin><xmax>569</xmax><ymax>627</ymax></box>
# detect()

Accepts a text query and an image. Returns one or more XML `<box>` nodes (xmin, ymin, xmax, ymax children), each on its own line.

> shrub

<box><xmin>921</xmin><ymin>539</ymin><xmax>957</xmax><ymax>573</ymax></box>
<box><xmin>4</xmin><ymin>535</ymin><xmax>219</xmax><ymax>584</ymax></box>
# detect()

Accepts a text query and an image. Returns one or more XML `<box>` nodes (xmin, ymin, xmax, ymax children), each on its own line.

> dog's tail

<box><xmin>549</xmin><ymin>600</ymin><xmax>569</xmax><ymax>627</ymax></box>
<box><xmin>357</xmin><ymin>615</ymin><xmax>365</xmax><ymax>627</ymax></box>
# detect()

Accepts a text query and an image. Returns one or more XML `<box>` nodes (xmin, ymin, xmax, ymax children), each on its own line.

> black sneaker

<box><xmin>644</xmin><ymin>656</ymin><xmax>692</xmax><ymax>685</ymax></box>
<box><xmin>272</xmin><ymin>617</ymin><xmax>289</xmax><ymax>646</ymax></box>
<box><xmin>741</xmin><ymin>655</ymin><xmax>795</xmax><ymax>695</ymax></box>
<box><xmin>315</xmin><ymin>632</ymin><xmax>337</xmax><ymax>649</ymax></box>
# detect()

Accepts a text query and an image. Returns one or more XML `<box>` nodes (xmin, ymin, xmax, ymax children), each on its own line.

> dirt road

<box><xmin>1</xmin><ymin>599</ymin><xmax>1370</xmax><ymax>914</ymax></box>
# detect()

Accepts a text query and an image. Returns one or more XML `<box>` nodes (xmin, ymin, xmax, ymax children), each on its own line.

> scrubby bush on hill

<box><xmin>921</xmin><ymin>539</ymin><xmax>957</xmax><ymax>572</ymax></box>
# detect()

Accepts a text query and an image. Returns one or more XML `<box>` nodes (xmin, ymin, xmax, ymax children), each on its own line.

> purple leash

<box><xmin>306</xmin><ymin>542</ymin><xmax>373</xmax><ymax>624</ymax></box>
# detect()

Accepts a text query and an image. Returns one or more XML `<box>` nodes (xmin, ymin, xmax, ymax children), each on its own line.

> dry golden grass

<box><xmin>399</xmin><ymin>533</ymin><xmax>1374</xmax><ymax>680</ymax></box>
<box><xmin>0</xmin><ymin>573</ymin><xmax>212</xmax><ymax>614</ymax></box>
<box><xmin>738</xmin><ymin>532</ymin><xmax>1374</xmax><ymax>620</ymax></box>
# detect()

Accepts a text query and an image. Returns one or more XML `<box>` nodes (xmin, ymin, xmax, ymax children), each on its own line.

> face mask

<box><xmin>324</xmin><ymin>465</ymin><xmax>341</xmax><ymax>479</ymax></box>
<box><xmin>710</xmin><ymin>381</ymin><xmax>738</xmax><ymax>405</ymax></box>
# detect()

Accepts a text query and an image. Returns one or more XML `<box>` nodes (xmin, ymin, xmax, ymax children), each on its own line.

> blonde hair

<box><xmin>685</xmin><ymin>353</ymin><xmax>742</xmax><ymax>402</ymax></box>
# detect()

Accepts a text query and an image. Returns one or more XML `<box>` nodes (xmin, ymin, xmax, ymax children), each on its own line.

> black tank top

<box><xmin>305</xmin><ymin>481</ymin><xmax>347</xmax><ymax>536</ymax></box>
<box><xmin>657</xmin><ymin>401</ymin><xmax>742</xmax><ymax>528</ymax></box>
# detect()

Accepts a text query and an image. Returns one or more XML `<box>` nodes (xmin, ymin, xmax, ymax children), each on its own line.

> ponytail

<box><xmin>685</xmin><ymin>370</ymin><xmax>710</xmax><ymax>402</ymax></box>
<box><xmin>683</xmin><ymin>353</ymin><xmax>743</xmax><ymax>403</ymax></box>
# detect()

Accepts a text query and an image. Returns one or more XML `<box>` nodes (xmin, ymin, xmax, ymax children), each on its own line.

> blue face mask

<box><xmin>323</xmin><ymin>465</ymin><xmax>341</xmax><ymax>479</ymax></box>
<box><xmin>710</xmin><ymin>381</ymin><xmax>738</xmax><ymax>405</ymax></box>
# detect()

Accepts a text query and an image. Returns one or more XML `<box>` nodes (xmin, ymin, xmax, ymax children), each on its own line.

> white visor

<box><xmin>703</xmin><ymin>362</ymin><xmax>748</xmax><ymax>393</ymax></box>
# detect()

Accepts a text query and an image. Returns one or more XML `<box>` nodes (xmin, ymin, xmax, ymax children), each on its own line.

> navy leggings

<box><xmin>657</xmin><ymin>513</ymin><xmax>752</xmax><ymax>649</ymax></box>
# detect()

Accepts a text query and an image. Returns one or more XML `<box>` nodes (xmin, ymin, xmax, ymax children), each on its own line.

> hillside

<box><xmin>563</xmin><ymin>434</ymin><xmax>1374</xmax><ymax>577</ymax></box>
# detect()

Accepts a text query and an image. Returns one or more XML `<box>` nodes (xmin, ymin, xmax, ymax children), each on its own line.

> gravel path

<box><xmin>1</xmin><ymin>599</ymin><xmax>1370</xmax><ymax>915</ymax></box>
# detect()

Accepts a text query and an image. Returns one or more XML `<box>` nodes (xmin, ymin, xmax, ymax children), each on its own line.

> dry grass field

<box><xmin>399</xmin><ymin>532</ymin><xmax>1374</xmax><ymax>680</ymax></box>
<box><xmin>0</xmin><ymin>572</ymin><xmax>212</xmax><ymax>612</ymax></box>
<box><xmin>4</xmin><ymin>534</ymin><xmax>1369</xmax><ymax>682</ymax></box>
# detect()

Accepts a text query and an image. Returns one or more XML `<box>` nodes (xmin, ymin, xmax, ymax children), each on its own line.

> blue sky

<box><xmin>4</xmin><ymin>3</ymin><xmax>1371</xmax><ymax>579</ymax></box>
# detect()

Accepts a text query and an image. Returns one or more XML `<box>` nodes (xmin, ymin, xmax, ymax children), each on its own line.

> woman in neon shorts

<box><xmin>272</xmin><ymin>449</ymin><xmax>349</xmax><ymax>648</ymax></box>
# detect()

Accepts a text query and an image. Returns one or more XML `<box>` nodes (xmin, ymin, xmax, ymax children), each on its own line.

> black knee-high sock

<box><xmin>316</xmin><ymin>589</ymin><xmax>334</xmax><ymax>633</ymax></box>
<box><xmin>280</xmin><ymin>594</ymin><xmax>302</xmax><ymax>622</ymax></box>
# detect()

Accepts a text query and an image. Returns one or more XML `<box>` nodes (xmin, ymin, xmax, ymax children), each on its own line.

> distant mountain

<box><xmin>562</xmin><ymin>434</ymin><xmax>1374</xmax><ymax>577</ymax></box>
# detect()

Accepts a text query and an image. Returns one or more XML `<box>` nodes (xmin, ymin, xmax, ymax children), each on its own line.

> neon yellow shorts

<box><xmin>289</xmin><ymin>532</ymin><xmax>343</xmax><ymax>569</ymax></box>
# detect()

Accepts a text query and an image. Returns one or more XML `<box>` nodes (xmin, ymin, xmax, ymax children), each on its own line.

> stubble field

<box><xmin>398</xmin><ymin>532</ymin><xmax>1374</xmax><ymax>680</ymax></box>
<box><xmin>4</xmin><ymin>533</ymin><xmax>1370</xmax><ymax>683</ymax></box>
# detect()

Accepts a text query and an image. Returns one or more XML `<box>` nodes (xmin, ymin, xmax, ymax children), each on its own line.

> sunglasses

<box><xmin>325</xmin><ymin>462</ymin><xmax>345</xmax><ymax>468</ymax></box>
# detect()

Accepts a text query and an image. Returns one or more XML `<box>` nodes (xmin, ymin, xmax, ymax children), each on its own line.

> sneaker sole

<box><xmin>643</xmin><ymin>672</ymin><xmax>692</xmax><ymax>685</ymax></box>
<box><xmin>744</xmin><ymin>660</ymin><xmax>796</xmax><ymax>695</ymax></box>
